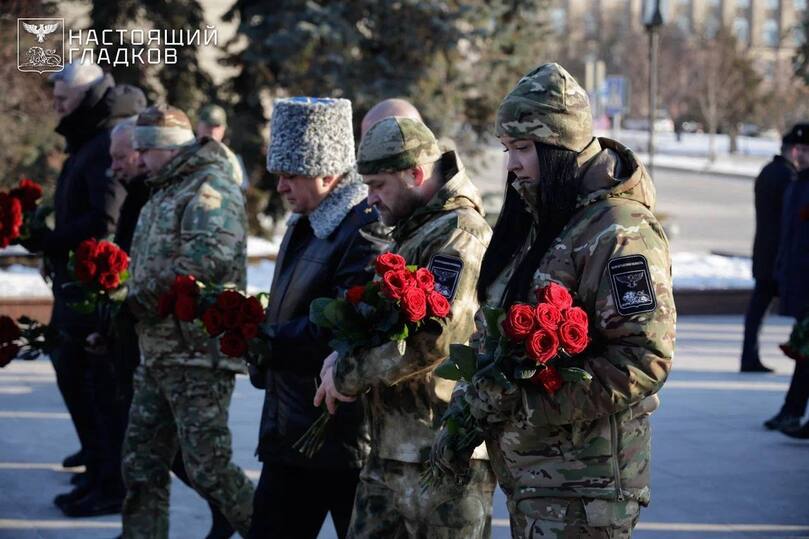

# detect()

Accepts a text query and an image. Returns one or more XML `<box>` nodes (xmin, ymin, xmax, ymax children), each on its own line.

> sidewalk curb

<box><xmin>674</xmin><ymin>288</ymin><xmax>753</xmax><ymax>315</ymax></box>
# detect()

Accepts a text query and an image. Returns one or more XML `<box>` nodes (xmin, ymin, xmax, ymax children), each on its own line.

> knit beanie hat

<box><xmin>496</xmin><ymin>63</ymin><xmax>593</xmax><ymax>154</ymax></box>
<box><xmin>133</xmin><ymin>105</ymin><xmax>196</xmax><ymax>150</ymax></box>
<box><xmin>357</xmin><ymin>117</ymin><xmax>442</xmax><ymax>175</ymax></box>
<box><xmin>267</xmin><ymin>97</ymin><xmax>355</xmax><ymax>177</ymax></box>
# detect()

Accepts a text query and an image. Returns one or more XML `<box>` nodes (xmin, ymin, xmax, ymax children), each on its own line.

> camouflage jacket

<box><xmin>483</xmin><ymin>138</ymin><xmax>675</xmax><ymax>505</ymax></box>
<box><xmin>128</xmin><ymin>139</ymin><xmax>248</xmax><ymax>372</ymax></box>
<box><xmin>333</xmin><ymin>152</ymin><xmax>492</xmax><ymax>463</ymax></box>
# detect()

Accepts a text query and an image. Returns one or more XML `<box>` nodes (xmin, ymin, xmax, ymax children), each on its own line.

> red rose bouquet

<box><xmin>65</xmin><ymin>238</ymin><xmax>130</xmax><ymax>314</ymax></box>
<box><xmin>0</xmin><ymin>178</ymin><xmax>50</xmax><ymax>248</ymax></box>
<box><xmin>423</xmin><ymin>282</ymin><xmax>593</xmax><ymax>488</ymax></box>
<box><xmin>0</xmin><ymin>315</ymin><xmax>57</xmax><ymax>368</ymax></box>
<box><xmin>294</xmin><ymin>252</ymin><xmax>453</xmax><ymax>458</ymax></box>
<box><xmin>157</xmin><ymin>275</ymin><xmax>269</xmax><ymax>360</ymax></box>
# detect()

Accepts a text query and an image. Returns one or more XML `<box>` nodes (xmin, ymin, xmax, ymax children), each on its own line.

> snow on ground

<box><xmin>671</xmin><ymin>252</ymin><xmax>753</xmax><ymax>290</ymax></box>
<box><xmin>0</xmin><ymin>264</ymin><xmax>52</xmax><ymax>298</ymax></box>
<box><xmin>247</xmin><ymin>235</ymin><xmax>281</xmax><ymax>258</ymax></box>
<box><xmin>246</xmin><ymin>259</ymin><xmax>275</xmax><ymax>295</ymax></box>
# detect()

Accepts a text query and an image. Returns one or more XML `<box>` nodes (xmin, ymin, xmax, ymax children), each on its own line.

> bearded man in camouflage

<box><xmin>315</xmin><ymin>117</ymin><xmax>496</xmax><ymax>538</ymax></box>
<box><xmin>122</xmin><ymin>105</ymin><xmax>254</xmax><ymax>538</ymax></box>
<box><xmin>431</xmin><ymin>63</ymin><xmax>676</xmax><ymax>538</ymax></box>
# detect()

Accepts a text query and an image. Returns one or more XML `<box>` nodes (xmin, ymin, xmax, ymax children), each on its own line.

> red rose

<box><xmin>75</xmin><ymin>260</ymin><xmax>98</xmax><ymax>283</ymax></box>
<box><xmin>216</xmin><ymin>289</ymin><xmax>244</xmax><ymax>311</ymax></box>
<box><xmin>240</xmin><ymin>296</ymin><xmax>265</xmax><ymax>324</ymax></box>
<box><xmin>0</xmin><ymin>193</ymin><xmax>23</xmax><ymax>247</ymax></box>
<box><xmin>75</xmin><ymin>238</ymin><xmax>99</xmax><ymax>263</ymax></box>
<box><xmin>382</xmin><ymin>269</ymin><xmax>415</xmax><ymax>300</ymax></box>
<box><xmin>0</xmin><ymin>343</ymin><xmax>20</xmax><ymax>367</ymax></box>
<box><xmin>201</xmin><ymin>307</ymin><xmax>224</xmax><ymax>336</ymax></box>
<box><xmin>559</xmin><ymin>321</ymin><xmax>589</xmax><ymax>355</ymax></box>
<box><xmin>525</xmin><ymin>328</ymin><xmax>559</xmax><ymax>364</ymax></box>
<box><xmin>536</xmin><ymin>282</ymin><xmax>573</xmax><ymax>311</ymax></box>
<box><xmin>564</xmin><ymin>306</ymin><xmax>589</xmax><ymax>328</ymax></box>
<box><xmin>172</xmin><ymin>275</ymin><xmax>199</xmax><ymax>298</ymax></box>
<box><xmin>240</xmin><ymin>323</ymin><xmax>259</xmax><ymax>340</ymax></box>
<box><xmin>158</xmin><ymin>291</ymin><xmax>176</xmax><ymax>318</ymax></box>
<box><xmin>531</xmin><ymin>366</ymin><xmax>563</xmax><ymax>395</ymax></box>
<box><xmin>98</xmin><ymin>271</ymin><xmax>121</xmax><ymax>290</ymax></box>
<box><xmin>502</xmin><ymin>303</ymin><xmax>536</xmax><ymax>341</ymax></box>
<box><xmin>375</xmin><ymin>252</ymin><xmax>407</xmax><ymax>276</ymax></box>
<box><xmin>220</xmin><ymin>331</ymin><xmax>247</xmax><ymax>357</ymax></box>
<box><xmin>346</xmin><ymin>285</ymin><xmax>366</xmax><ymax>305</ymax></box>
<box><xmin>10</xmin><ymin>179</ymin><xmax>43</xmax><ymax>212</ymax></box>
<box><xmin>427</xmin><ymin>290</ymin><xmax>451</xmax><ymax>318</ymax></box>
<box><xmin>535</xmin><ymin>303</ymin><xmax>562</xmax><ymax>332</ymax></box>
<box><xmin>174</xmin><ymin>295</ymin><xmax>197</xmax><ymax>322</ymax></box>
<box><xmin>95</xmin><ymin>240</ymin><xmax>119</xmax><ymax>261</ymax></box>
<box><xmin>223</xmin><ymin>308</ymin><xmax>242</xmax><ymax>330</ymax></box>
<box><xmin>0</xmin><ymin>315</ymin><xmax>21</xmax><ymax>344</ymax></box>
<box><xmin>414</xmin><ymin>268</ymin><xmax>436</xmax><ymax>292</ymax></box>
<box><xmin>105</xmin><ymin>249</ymin><xmax>129</xmax><ymax>274</ymax></box>
<box><xmin>401</xmin><ymin>287</ymin><xmax>428</xmax><ymax>322</ymax></box>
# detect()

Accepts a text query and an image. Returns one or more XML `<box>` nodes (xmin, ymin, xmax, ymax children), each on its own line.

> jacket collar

<box><xmin>55</xmin><ymin>74</ymin><xmax>116</xmax><ymax>152</ymax></box>
<box><xmin>288</xmin><ymin>170</ymin><xmax>368</xmax><ymax>240</ymax></box>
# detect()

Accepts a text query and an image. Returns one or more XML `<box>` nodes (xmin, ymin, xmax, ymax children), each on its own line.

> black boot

<box><xmin>61</xmin><ymin>486</ymin><xmax>124</xmax><ymax>518</ymax></box>
<box><xmin>781</xmin><ymin>421</ymin><xmax>809</xmax><ymax>439</ymax></box>
<box><xmin>764</xmin><ymin>410</ymin><xmax>801</xmax><ymax>431</ymax></box>
<box><xmin>62</xmin><ymin>449</ymin><xmax>85</xmax><ymax>468</ymax></box>
<box><xmin>741</xmin><ymin>362</ymin><xmax>774</xmax><ymax>373</ymax></box>
<box><xmin>54</xmin><ymin>478</ymin><xmax>94</xmax><ymax>509</ymax></box>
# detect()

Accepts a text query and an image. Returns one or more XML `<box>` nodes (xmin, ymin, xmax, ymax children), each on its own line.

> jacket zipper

<box><xmin>609</xmin><ymin>414</ymin><xmax>625</xmax><ymax>501</ymax></box>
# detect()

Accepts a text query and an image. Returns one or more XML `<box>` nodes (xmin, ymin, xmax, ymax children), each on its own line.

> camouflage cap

<box><xmin>133</xmin><ymin>105</ymin><xmax>196</xmax><ymax>150</ymax></box>
<box><xmin>357</xmin><ymin>117</ymin><xmax>442</xmax><ymax>175</ymax></box>
<box><xmin>198</xmin><ymin>104</ymin><xmax>227</xmax><ymax>127</ymax></box>
<box><xmin>495</xmin><ymin>63</ymin><xmax>593</xmax><ymax>153</ymax></box>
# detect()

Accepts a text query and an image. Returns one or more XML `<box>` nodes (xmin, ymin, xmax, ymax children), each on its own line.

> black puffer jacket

<box><xmin>43</xmin><ymin>75</ymin><xmax>137</xmax><ymax>334</ymax></box>
<box><xmin>253</xmin><ymin>177</ymin><xmax>386</xmax><ymax>469</ymax></box>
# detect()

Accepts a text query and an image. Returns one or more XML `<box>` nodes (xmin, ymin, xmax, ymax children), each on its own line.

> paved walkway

<box><xmin>1</xmin><ymin>315</ymin><xmax>808</xmax><ymax>538</ymax></box>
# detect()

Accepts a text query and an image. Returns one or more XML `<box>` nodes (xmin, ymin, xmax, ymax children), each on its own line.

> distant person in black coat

<box><xmin>741</xmin><ymin>126</ymin><xmax>803</xmax><ymax>373</ymax></box>
<box><xmin>765</xmin><ymin>124</ymin><xmax>809</xmax><ymax>435</ymax></box>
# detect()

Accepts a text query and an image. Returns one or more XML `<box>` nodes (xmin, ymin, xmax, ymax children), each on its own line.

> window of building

<box><xmin>763</xmin><ymin>19</ymin><xmax>780</xmax><ymax>46</ymax></box>
<box><xmin>677</xmin><ymin>14</ymin><xmax>691</xmax><ymax>32</ymax></box>
<box><xmin>584</xmin><ymin>12</ymin><xmax>597</xmax><ymax>37</ymax></box>
<box><xmin>794</xmin><ymin>25</ymin><xmax>806</xmax><ymax>45</ymax></box>
<box><xmin>734</xmin><ymin>16</ymin><xmax>750</xmax><ymax>44</ymax></box>
<box><xmin>737</xmin><ymin>0</ymin><xmax>751</xmax><ymax>9</ymax></box>
<box><xmin>550</xmin><ymin>7</ymin><xmax>566</xmax><ymax>33</ymax></box>
<box><xmin>796</xmin><ymin>0</ymin><xmax>807</xmax><ymax>12</ymax></box>
<box><xmin>765</xmin><ymin>0</ymin><xmax>779</xmax><ymax>9</ymax></box>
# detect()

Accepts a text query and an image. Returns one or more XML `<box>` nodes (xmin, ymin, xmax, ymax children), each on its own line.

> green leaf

<box><xmin>482</xmin><ymin>306</ymin><xmax>504</xmax><ymax>340</ymax></box>
<box><xmin>389</xmin><ymin>322</ymin><xmax>409</xmax><ymax>342</ymax></box>
<box><xmin>449</xmin><ymin>343</ymin><xmax>478</xmax><ymax>380</ymax></box>
<box><xmin>107</xmin><ymin>284</ymin><xmax>128</xmax><ymax>303</ymax></box>
<box><xmin>559</xmin><ymin>367</ymin><xmax>593</xmax><ymax>383</ymax></box>
<box><xmin>309</xmin><ymin>297</ymin><xmax>335</xmax><ymax>329</ymax></box>
<box><xmin>434</xmin><ymin>359</ymin><xmax>462</xmax><ymax>381</ymax></box>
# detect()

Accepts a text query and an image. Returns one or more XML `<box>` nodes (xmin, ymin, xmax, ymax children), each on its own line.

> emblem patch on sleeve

<box><xmin>608</xmin><ymin>254</ymin><xmax>657</xmax><ymax>316</ymax></box>
<box><xmin>428</xmin><ymin>254</ymin><xmax>464</xmax><ymax>302</ymax></box>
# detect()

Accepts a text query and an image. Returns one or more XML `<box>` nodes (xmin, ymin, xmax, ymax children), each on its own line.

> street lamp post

<box><xmin>644</xmin><ymin>0</ymin><xmax>664</xmax><ymax>178</ymax></box>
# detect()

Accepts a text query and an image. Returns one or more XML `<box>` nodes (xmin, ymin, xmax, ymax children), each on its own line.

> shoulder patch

<box><xmin>608</xmin><ymin>254</ymin><xmax>657</xmax><ymax>316</ymax></box>
<box><xmin>428</xmin><ymin>254</ymin><xmax>464</xmax><ymax>302</ymax></box>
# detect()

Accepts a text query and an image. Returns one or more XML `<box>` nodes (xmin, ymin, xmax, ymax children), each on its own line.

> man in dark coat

<box><xmin>33</xmin><ymin>63</ymin><xmax>136</xmax><ymax>516</ymax></box>
<box><xmin>741</xmin><ymin>127</ymin><xmax>802</xmax><ymax>372</ymax></box>
<box><xmin>248</xmin><ymin>97</ymin><xmax>386</xmax><ymax>539</ymax></box>
<box><xmin>765</xmin><ymin>124</ymin><xmax>809</xmax><ymax>435</ymax></box>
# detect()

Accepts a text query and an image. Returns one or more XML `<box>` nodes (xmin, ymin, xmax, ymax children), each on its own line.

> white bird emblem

<box><xmin>23</xmin><ymin>22</ymin><xmax>59</xmax><ymax>43</ymax></box>
<box><xmin>615</xmin><ymin>272</ymin><xmax>644</xmax><ymax>288</ymax></box>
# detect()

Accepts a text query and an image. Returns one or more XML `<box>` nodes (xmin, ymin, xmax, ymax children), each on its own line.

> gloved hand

<box><xmin>465</xmin><ymin>371</ymin><xmax>521</xmax><ymax>424</ymax></box>
<box><xmin>429</xmin><ymin>424</ymin><xmax>477</xmax><ymax>483</ymax></box>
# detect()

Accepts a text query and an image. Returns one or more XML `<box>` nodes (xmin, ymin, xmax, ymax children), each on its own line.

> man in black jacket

<box><xmin>248</xmin><ymin>97</ymin><xmax>386</xmax><ymax>539</ymax></box>
<box><xmin>32</xmin><ymin>63</ymin><xmax>138</xmax><ymax>516</ymax></box>
<box><xmin>741</xmin><ymin>126</ymin><xmax>804</xmax><ymax>373</ymax></box>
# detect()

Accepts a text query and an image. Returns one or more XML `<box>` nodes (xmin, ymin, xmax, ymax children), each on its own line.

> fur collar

<box><xmin>288</xmin><ymin>171</ymin><xmax>369</xmax><ymax>239</ymax></box>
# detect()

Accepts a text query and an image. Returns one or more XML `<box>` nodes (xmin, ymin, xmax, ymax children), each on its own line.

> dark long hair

<box><xmin>477</xmin><ymin>142</ymin><xmax>580</xmax><ymax>305</ymax></box>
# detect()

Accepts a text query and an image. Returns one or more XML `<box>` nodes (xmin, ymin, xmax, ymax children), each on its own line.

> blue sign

<box><xmin>603</xmin><ymin>76</ymin><xmax>627</xmax><ymax>116</ymax></box>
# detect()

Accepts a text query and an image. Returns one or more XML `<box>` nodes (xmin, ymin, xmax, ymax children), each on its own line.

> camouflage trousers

<box><xmin>121</xmin><ymin>364</ymin><xmax>254</xmax><ymax>538</ymax></box>
<box><xmin>508</xmin><ymin>497</ymin><xmax>639</xmax><ymax>539</ymax></box>
<box><xmin>347</xmin><ymin>455</ymin><xmax>496</xmax><ymax>538</ymax></box>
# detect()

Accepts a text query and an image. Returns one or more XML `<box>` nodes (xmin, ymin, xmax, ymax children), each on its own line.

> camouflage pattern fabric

<box><xmin>471</xmin><ymin>138</ymin><xmax>675</xmax><ymax>514</ymax></box>
<box><xmin>357</xmin><ymin>117</ymin><xmax>443</xmax><ymax>175</ymax></box>
<box><xmin>495</xmin><ymin>63</ymin><xmax>599</xmax><ymax>166</ymax></box>
<box><xmin>128</xmin><ymin>139</ymin><xmax>248</xmax><ymax>373</ymax></box>
<box><xmin>509</xmin><ymin>497</ymin><xmax>639</xmax><ymax>539</ymax></box>
<box><xmin>348</xmin><ymin>455</ymin><xmax>496</xmax><ymax>539</ymax></box>
<box><xmin>121</xmin><ymin>364</ymin><xmax>254</xmax><ymax>538</ymax></box>
<box><xmin>333</xmin><ymin>150</ymin><xmax>493</xmax><ymax>464</ymax></box>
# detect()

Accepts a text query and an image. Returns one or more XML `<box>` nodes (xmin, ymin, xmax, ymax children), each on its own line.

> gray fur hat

<box><xmin>267</xmin><ymin>97</ymin><xmax>355</xmax><ymax>177</ymax></box>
